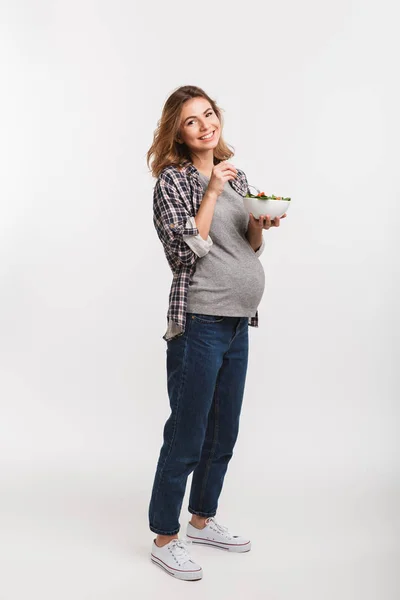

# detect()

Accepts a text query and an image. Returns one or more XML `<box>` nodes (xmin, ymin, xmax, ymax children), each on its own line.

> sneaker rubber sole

<box><xmin>150</xmin><ymin>554</ymin><xmax>203</xmax><ymax>581</ymax></box>
<box><xmin>187</xmin><ymin>536</ymin><xmax>251</xmax><ymax>553</ymax></box>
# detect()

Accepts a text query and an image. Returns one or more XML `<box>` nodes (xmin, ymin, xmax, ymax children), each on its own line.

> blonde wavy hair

<box><xmin>146</xmin><ymin>85</ymin><xmax>235</xmax><ymax>179</ymax></box>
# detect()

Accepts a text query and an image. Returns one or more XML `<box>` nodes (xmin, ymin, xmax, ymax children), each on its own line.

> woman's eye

<box><xmin>187</xmin><ymin>111</ymin><xmax>213</xmax><ymax>126</ymax></box>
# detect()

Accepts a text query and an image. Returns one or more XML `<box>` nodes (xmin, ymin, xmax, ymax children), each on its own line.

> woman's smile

<box><xmin>199</xmin><ymin>130</ymin><xmax>216</xmax><ymax>141</ymax></box>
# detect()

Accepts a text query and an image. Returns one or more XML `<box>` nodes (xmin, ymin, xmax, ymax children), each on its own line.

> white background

<box><xmin>0</xmin><ymin>0</ymin><xmax>399</xmax><ymax>598</ymax></box>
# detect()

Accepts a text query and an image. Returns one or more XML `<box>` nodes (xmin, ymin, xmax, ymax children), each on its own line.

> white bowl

<box><xmin>243</xmin><ymin>197</ymin><xmax>290</xmax><ymax>220</ymax></box>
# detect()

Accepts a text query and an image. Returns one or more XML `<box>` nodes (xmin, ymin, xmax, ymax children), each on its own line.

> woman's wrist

<box><xmin>204</xmin><ymin>187</ymin><xmax>218</xmax><ymax>202</ymax></box>
<box><xmin>195</xmin><ymin>189</ymin><xmax>218</xmax><ymax>240</ymax></box>
<box><xmin>246</xmin><ymin>226</ymin><xmax>263</xmax><ymax>252</ymax></box>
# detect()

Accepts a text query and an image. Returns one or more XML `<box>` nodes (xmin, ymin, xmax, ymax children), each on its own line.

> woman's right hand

<box><xmin>207</xmin><ymin>161</ymin><xmax>238</xmax><ymax>197</ymax></box>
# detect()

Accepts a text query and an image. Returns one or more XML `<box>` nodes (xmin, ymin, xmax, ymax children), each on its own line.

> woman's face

<box><xmin>177</xmin><ymin>96</ymin><xmax>221</xmax><ymax>154</ymax></box>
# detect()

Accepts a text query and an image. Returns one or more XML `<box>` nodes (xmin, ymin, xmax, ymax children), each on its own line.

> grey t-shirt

<box><xmin>186</xmin><ymin>172</ymin><xmax>265</xmax><ymax>318</ymax></box>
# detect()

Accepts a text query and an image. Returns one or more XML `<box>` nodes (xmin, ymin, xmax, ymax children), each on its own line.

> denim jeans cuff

<box><xmin>149</xmin><ymin>524</ymin><xmax>180</xmax><ymax>535</ymax></box>
<box><xmin>188</xmin><ymin>506</ymin><xmax>217</xmax><ymax>518</ymax></box>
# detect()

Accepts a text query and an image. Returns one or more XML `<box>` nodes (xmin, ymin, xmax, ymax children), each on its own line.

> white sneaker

<box><xmin>186</xmin><ymin>517</ymin><xmax>251</xmax><ymax>552</ymax></box>
<box><xmin>150</xmin><ymin>538</ymin><xmax>203</xmax><ymax>581</ymax></box>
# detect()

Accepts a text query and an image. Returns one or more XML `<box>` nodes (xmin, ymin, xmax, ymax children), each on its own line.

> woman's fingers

<box><xmin>218</xmin><ymin>161</ymin><xmax>237</xmax><ymax>174</ymax></box>
<box><xmin>260</xmin><ymin>215</ymin><xmax>271</xmax><ymax>228</ymax></box>
<box><xmin>250</xmin><ymin>213</ymin><xmax>286</xmax><ymax>228</ymax></box>
<box><xmin>219</xmin><ymin>169</ymin><xmax>238</xmax><ymax>181</ymax></box>
<box><xmin>223</xmin><ymin>168</ymin><xmax>238</xmax><ymax>177</ymax></box>
<box><xmin>221</xmin><ymin>161</ymin><xmax>237</xmax><ymax>170</ymax></box>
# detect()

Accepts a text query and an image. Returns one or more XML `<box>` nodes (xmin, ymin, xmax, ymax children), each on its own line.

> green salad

<box><xmin>245</xmin><ymin>192</ymin><xmax>291</xmax><ymax>201</ymax></box>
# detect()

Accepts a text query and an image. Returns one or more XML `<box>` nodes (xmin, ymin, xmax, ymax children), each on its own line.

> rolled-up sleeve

<box><xmin>153</xmin><ymin>173</ymin><xmax>210</xmax><ymax>268</ymax></box>
<box><xmin>182</xmin><ymin>216</ymin><xmax>213</xmax><ymax>258</ymax></box>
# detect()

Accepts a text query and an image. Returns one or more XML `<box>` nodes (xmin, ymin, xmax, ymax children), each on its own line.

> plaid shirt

<box><xmin>153</xmin><ymin>161</ymin><xmax>264</xmax><ymax>341</ymax></box>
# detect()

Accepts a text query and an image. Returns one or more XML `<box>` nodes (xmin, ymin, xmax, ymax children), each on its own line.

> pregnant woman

<box><xmin>146</xmin><ymin>85</ymin><xmax>286</xmax><ymax>581</ymax></box>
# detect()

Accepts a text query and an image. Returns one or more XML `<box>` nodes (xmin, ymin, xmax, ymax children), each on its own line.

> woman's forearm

<box><xmin>246</xmin><ymin>226</ymin><xmax>263</xmax><ymax>252</ymax></box>
<box><xmin>194</xmin><ymin>189</ymin><xmax>219</xmax><ymax>240</ymax></box>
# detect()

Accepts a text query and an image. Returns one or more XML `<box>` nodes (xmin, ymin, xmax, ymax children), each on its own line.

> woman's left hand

<box><xmin>248</xmin><ymin>213</ymin><xmax>287</xmax><ymax>230</ymax></box>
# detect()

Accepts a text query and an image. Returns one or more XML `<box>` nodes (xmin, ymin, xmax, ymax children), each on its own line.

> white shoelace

<box><xmin>206</xmin><ymin>517</ymin><xmax>232</xmax><ymax>538</ymax></box>
<box><xmin>169</xmin><ymin>538</ymin><xmax>193</xmax><ymax>564</ymax></box>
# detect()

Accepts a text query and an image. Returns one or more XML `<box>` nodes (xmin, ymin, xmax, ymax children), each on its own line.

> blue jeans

<box><xmin>148</xmin><ymin>312</ymin><xmax>249</xmax><ymax>535</ymax></box>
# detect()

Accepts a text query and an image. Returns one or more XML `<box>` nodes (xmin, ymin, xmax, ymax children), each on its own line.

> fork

<box><xmin>247</xmin><ymin>184</ymin><xmax>261</xmax><ymax>195</ymax></box>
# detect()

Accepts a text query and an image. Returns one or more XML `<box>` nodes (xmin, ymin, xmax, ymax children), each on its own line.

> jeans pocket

<box><xmin>190</xmin><ymin>313</ymin><xmax>225</xmax><ymax>324</ymax></box>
